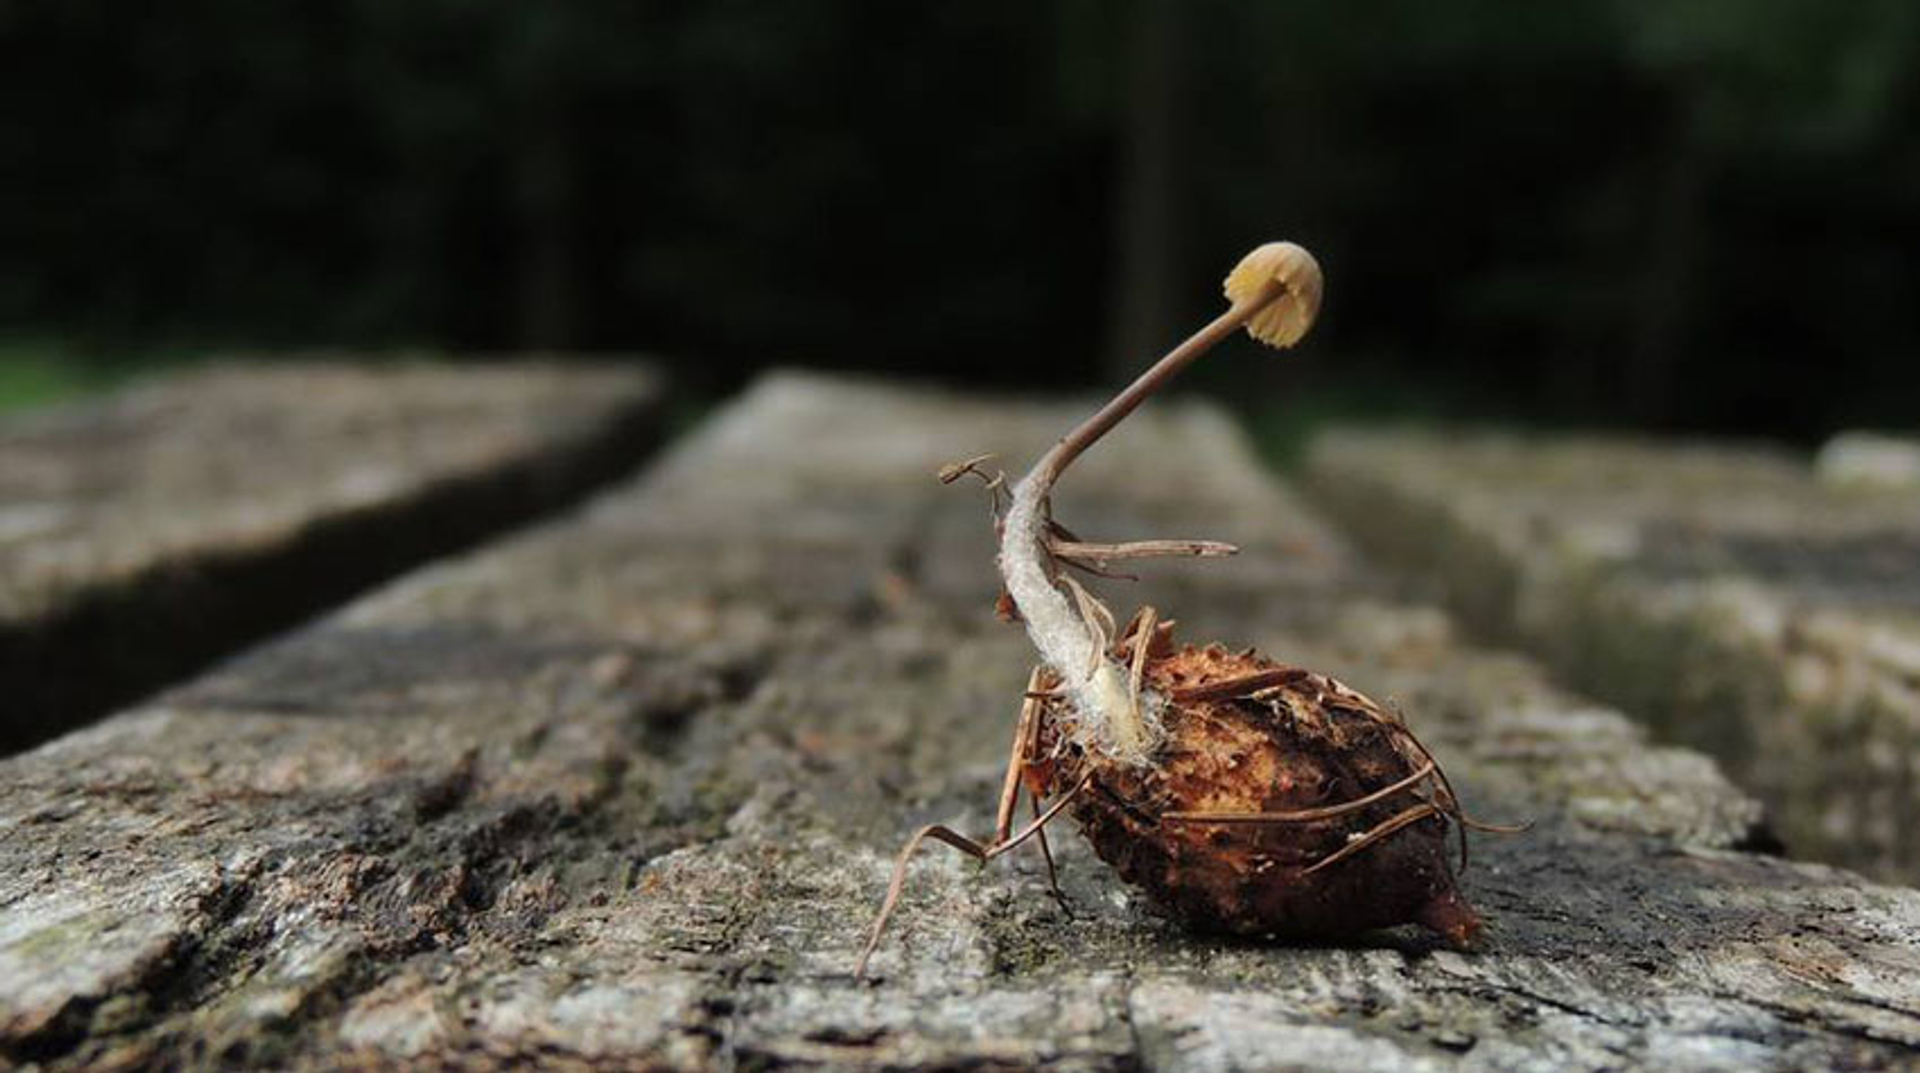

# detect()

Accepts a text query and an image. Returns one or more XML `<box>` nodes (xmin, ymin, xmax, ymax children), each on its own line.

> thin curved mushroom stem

<box><xmin>1025</xmin><ymin>258</ymin><xmax>1309</xmax><ymax>502</ymax></box>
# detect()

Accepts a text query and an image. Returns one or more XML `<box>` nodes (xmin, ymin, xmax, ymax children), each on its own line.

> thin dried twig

<box><xmin>855</xmin><ymin>777</ymin><xmax>1090</xmax><ymax>979</ymax></box>
<box><xmin>1301</xmin><ymin>803</ymin><xmax>1443</xmax><ymax>876</ymax></box>
<box><xmin>1162</xmin><ymin>760</ymin><xmax>1437</xmax><ymax>824</ymax></box>
<box><xmin>1128</xmin><ymin>605</ymin><xmax>1158</xmax><ymax>708</ymax></box>
<box><xmin>937</xmin><ymin>453</ymin><xmax>1009</xmax><ymax>520</ymax></box>
<box><xmin>1062</xmin><ymin>575</ymin><xmax>1117</xmax><ymax>680</ymax></box>
<box><xmin>1048</xmin><ymin>538</ymin><xmax>1239</xmax><ymax>563</ymax></box>
<box><xmin>1170</xmin><ymin>667</ymin><xmax>1312</xmax><ymax>703</ymax></box>
<box><xmin>1055</xmin><ymin>556</ymin><xmax>1140</xmax><ymax>583</ymax></box>
<box><xmin>936</xmin><ymin>453</ymin><xmax>997</xmax><ymax>484</ymax></box>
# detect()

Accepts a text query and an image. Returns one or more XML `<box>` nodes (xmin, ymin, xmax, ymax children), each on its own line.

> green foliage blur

<box><xmin>2</xmin><ymin>2</ymin><xmax>1915</xmax><ymax>438</ymax></box>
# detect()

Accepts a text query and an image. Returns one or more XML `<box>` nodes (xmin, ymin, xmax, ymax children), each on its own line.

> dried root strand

<box><xmin>1113</xmin><ymin>608</ymin><xmax>1178</xmax><ymax>661</ymax></box>
<box><xmin>1042</xmin><ymin>522</ymin><xmax>1238</xmax><ymax>584</ymax></box>
<box><xmin>1380</xmin><ymin>718</ymin><xmax>1532</xmax><ymax>872</ymax></box>
<box><xmin>1301</xmin><ymin>802</ymin><xmax>1445</xmax><ymax>877</ymax></box>
<box><xmin>1038</xmin><ymin>521</ymin><xmax>1138</xmax><ymax>581</ymax></box>
<box><xmin>937</xmin><ymin>453</ymin><xmax>1010</xmax><ymax>521</ymax></box>
<box><xmin>1049</xmin><ymin>537</ymin><xmax>1240</xmax><ymax>565</ymax></box>
<box><xmin>1030</xmin><ymin>791</ymin><xmax>1070</xmax><ymax>916</ymax></box>
<box><xmin>1170</xmin><ymin>667</ymin><xmax>1312</xmax><ymax>703</ymax></box>
<box><xmin>995</xmin><ymin>668</ymin><xmax>1049</xmax><ymax>841</ymax></box>
<box><xmin>1161</xmin><ymin>759</ymin><xmax>1439</xmax><ymax>825</ymax></box>
<box><xmin>1061</xmin><ymin>575</ymin><xmax>1119</xmax><ymax>681</ymax></box>
<box><xmin>936</xmin><ymin>452</ymin><xmax>999</xmax><ymax>485</ymax></box>
<box><xmin>1056</xmin><ymin>556</ymin><xmax>1140</xmax><ymax>583</ymax></box>
<box><xmin>854</xmin><ymin>776</ymin><xmax>1089</xmax><ymax>979</ymax></box>
<box><xmin>1127</xmin><ymin>605</ymin><xmax>1158</xmax><ymax>710</ymax></box>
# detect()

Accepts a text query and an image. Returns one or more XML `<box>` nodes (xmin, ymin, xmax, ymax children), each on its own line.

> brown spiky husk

<box><xmin>1030</xmin><ymin>641</ymin><xmax>1481</xmax><ymax>947</ymax></box>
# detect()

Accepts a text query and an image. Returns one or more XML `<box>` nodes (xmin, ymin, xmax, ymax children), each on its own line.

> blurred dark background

<box><xmin>3</xmin><ymin>1</ymin><xmax>1916</xmax><ymax>442</ymax></box>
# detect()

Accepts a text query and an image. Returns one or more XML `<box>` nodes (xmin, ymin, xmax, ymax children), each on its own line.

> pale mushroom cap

<box><xmin>1223</xmin><ymin>241</ymin><xmax>1323</xmax><ymax>347</ymax></box>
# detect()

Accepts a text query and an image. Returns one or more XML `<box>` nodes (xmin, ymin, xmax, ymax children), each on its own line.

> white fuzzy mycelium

<box><xmin>999</xmin><ymin>471</ymin><xmax>1165</xmax><ymax>765</ymax></box>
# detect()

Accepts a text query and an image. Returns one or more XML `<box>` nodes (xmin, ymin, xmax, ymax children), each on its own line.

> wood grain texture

<box><xmin>0</xmin><ymin>359</ymin><xmax>663</xmax><ymax>753</ymax></box>
<box><xmin>3</xmin><ymin>373</ymin><xmax>1917</xmax><ymax>1069</ymax></box>
<box><xmin>1308</xmin><ymin>428</ymin><xmax>1920</xmax><ymax>883</ymax></box>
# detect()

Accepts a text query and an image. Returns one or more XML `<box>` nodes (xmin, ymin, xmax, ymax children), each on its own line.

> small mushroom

<box><xmin>856</xmin><ymin>241</ymin><xmax>1519</xmax><ymax>980</ymax></box>
<box><xmin>1224</xmin><ymin>240</ymin><xmax>1323</xmax><ymax>347</ymax></box>
<box><xmin>998</xmin><ymin>241</ymin><xmax>1325</xmax><ymax>762</ymax></box>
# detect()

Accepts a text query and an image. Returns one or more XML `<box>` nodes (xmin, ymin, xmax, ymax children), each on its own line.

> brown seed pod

<box><xmin>1029</xmin><ymin>636</ymin><xmax>1483</xmax><ymax>948</ymax></box>
<box><xmin>855</xmin><ymin>242</ymin><xmax>1516</xmax><ymax>978</ymax></box>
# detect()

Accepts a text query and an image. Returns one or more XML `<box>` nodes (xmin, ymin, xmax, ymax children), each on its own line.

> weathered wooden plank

<box><xmin>1819</xmin><ymin>431</ymin><xmax>1920</xmax><ymax>491</ymax></box>
<box><xmin>0</xmin><ymin>359</ymin><xmax>664</xmax><ymax>753</ymax></box>
<box><xmin>1308</xmin><ymin>428</ymin><xmax>1920</xmax><ymax>884</ymax></box>
<box><xmin>3</xmin><ymin>373</ymin><xmax>1918</xmax><ymax>1069</ymax></box>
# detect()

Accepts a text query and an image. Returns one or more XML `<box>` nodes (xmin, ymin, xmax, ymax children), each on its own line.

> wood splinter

<box><xmin>858</xmin><ymin>241</ymin><xmax>1522</xmax><ymax>979</ymax></box>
